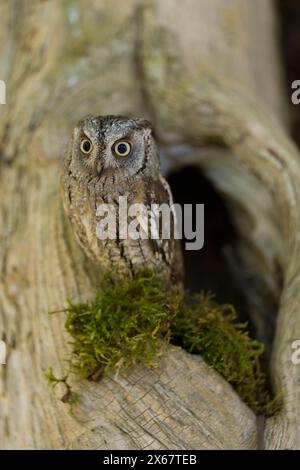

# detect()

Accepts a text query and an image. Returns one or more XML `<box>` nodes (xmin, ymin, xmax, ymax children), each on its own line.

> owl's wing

<box><xmin>146</xmin><ymin>175</ymin><xmax>184</xmax><ymax>283</ymax></box>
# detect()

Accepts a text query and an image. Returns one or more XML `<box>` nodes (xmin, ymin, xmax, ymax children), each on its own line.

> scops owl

<box><xmin>61</xmin><ymin>115</ymin><xmax>183</xmax><ymax>284</ymax></box>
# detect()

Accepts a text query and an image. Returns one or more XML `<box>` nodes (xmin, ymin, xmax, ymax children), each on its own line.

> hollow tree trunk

<box><xmin>0</xmin><ymin>0</ymin><xmax>299</xmax><ymax>449</ymax></box>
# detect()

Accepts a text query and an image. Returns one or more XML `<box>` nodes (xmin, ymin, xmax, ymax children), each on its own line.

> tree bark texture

<box><xmin>0</xmin><ymin>0</ymin><xmax>299</xmax><ymax>449</ymax></box>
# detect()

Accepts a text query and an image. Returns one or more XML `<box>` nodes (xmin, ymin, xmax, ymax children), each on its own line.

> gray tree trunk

<box><xmin>0</xmin><ymin>0</ymin><xmax>299</xmax><ymax>449</ymax></box>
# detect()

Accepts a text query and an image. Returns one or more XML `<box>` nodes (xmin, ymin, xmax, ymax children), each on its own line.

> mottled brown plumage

<box><xmin>61</xmin><ymin>114</ymin><xmax>183</xmax><ymax>283</ymax></box>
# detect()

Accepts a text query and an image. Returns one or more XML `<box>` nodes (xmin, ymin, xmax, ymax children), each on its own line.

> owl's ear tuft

<box><xmin>134</xmin><ymin>118</ymin><xmax>152</xmax><ymax>130</ymax></box>
<box><xmin>83</xmin><ymin>114</ymin><xmax>97</xmax><ymax>125</ymax></box>
<box><xmin>135</xmin><ymin>118</ymin><xmax>156</xmax><ymax>138</ymax></box>
<box><xmin>75</xmin><ymin>114</ymin><xmax>96</xmax><ymax>130</ymax></box>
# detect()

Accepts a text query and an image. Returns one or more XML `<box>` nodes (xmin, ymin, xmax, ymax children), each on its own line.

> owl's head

<box><xmin>68</xmin><ymin>114</ymin><xmax>160</xmax><ymax>179</ymax></box>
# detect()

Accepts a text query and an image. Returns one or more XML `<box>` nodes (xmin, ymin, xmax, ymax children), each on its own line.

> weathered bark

<box><xmin>0</xmin><ymin>0</ymin><xmax>299</xmax><ymax>449</ymax></box>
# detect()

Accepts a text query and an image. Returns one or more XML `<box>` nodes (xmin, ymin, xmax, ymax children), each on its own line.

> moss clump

<box><xmin>55</xmin><ymin>271</ymin><xmax>179</xmax><ymax>379</ymax></box>
<box><xmin>171</xmin><ymin>293</ymin><xmax>280</xmax><ymax>415</ymax></box>
<box><xmin>49</xmin><ymin>270</ymin><xmax>280</xmax><ymax>415</ymax></box>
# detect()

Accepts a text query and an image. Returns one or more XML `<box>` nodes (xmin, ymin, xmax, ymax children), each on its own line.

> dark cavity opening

<box><xmin>167</xmin><ymin>165</ymin><xmax>249</xmax><ymax>325</ymax></box>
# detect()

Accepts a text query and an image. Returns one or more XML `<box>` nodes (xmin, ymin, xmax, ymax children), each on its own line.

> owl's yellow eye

<box><xmin>80</xmin><ymin>138</ymin><xmax>93</xmax><ymax>155</ymax></box>
<box><xmin>112</xmin><ymin>140</ymin><xmax>132</xmax><ymax>157</ymax></box>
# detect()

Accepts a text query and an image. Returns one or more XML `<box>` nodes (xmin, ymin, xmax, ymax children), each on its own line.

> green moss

<box><xmin>171</xmin><ymin>292</ymin><xmax>280</xmax><ymax>415</ymax></box>
<box><xmin>45</xmin><ymin>366</ymin><xmax>79</xmax><ymax>414</ymax></box>
<box><xmin>52</xmin><ymin>271</ymin><xmax>178</xmax><ymax>379</ymax></box>
<box><xmin>48</xmin><ymin>270</ymin><xmax>280</xmax><ymax>416</ymax></box>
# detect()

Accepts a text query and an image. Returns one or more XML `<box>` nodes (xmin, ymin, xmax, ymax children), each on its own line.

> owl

<box><xmin>61</xmin><ymin>114</ymin><xmax>183</xmax><ymax>284</ymax></box>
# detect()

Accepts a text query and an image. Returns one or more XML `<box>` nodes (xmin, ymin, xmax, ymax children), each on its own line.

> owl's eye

<box><xmin>80</xmin><ymin>138</ymin><xmax>93</xmax><ymax>155</ymax></box>
<box><xmin>112</xmin><ymin>140</ymin><xmax>132</xmax><ymax>157</ymax></box>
